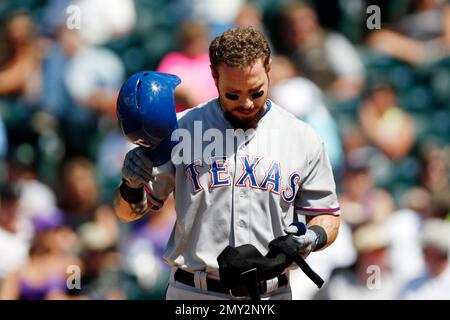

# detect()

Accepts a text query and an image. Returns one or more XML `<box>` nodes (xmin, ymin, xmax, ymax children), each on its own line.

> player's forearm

<box><xmin>306</xmin><ymin>214</ymin><xmax>340</xmax><ymax>251</ymax></box>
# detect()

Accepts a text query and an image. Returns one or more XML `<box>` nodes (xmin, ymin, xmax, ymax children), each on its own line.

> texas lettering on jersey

<box><xmin>184</xmin><ymin>154</ymin><xmax>301</xmax><ymax>203</ymax></box>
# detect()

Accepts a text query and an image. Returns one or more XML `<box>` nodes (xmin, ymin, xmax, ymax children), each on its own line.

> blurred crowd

<box><xmin>0</xmin><ymin>0</ymin><xmax>449</xmax><ymax>300</ymax></box>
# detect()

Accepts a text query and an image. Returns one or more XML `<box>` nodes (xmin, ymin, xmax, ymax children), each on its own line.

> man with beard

<box><xmin>113</xmin><ymin>27</ymin><xmax>340</xmax><ymax>300</ymax></box>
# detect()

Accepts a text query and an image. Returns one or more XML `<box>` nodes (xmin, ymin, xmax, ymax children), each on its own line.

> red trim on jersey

<box><xmin>294</xmin><ymin>206</ymin><xmax>340</xmax><ymax>212</ymax></box>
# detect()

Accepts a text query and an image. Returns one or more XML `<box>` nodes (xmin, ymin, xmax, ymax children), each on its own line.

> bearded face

<box><xmin>213</xmin><ymin>58</ymin><xmax>271</xmax><ymax>130</ymax></box>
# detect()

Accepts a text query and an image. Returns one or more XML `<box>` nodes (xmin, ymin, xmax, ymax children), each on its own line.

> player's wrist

<box><xmin>123</xmin><ymin>176</ymin><xmax>147</xmax><ymax>189</ymax></box>
<box><xmin>308</xmin><ymin>225</ymin><xmax>328</xmax><ymax>251</ymax></box>
<box><xmin>119</xmin><ymin>180</ymin><xmax>145</xmax><ymax>203</ymax></box>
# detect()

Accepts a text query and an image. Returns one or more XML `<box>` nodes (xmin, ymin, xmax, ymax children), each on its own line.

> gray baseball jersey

<box><xmin>146</xmin><ymin>98</ymin><xmax>340</xmax><ymax>278</ymax></box>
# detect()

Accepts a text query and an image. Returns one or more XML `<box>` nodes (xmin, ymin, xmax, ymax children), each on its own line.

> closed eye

<box><xmin>225</xmin><ymin>93</ymin><xmax>239</xmax><ymax>100</ymax></box>
<box><xmin>251</xmin><ymin>91</ymin><xmax>264</xmax><ymax>99</ymax></box>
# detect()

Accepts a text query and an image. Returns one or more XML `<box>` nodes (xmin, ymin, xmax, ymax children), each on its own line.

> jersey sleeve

<box><xmin>145</xmin><ymin>161</ymin><xmax>176</xmax><ymax>210</ymax></box>
<box><xmin>294</xmin><ymin>136</ymin><xmax>340</xmax><ymax>216</ymax></box>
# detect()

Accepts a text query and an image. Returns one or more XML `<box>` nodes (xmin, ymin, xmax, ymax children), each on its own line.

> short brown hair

<box><xmin>209</xmin><ymin>26</ymin><xmax>271</xmax><ymax>76</ymax></box>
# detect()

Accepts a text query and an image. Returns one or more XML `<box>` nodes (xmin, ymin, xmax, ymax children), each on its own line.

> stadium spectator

<box><xmin>367</xmin><ymin>0</ymin><xmax>450</xmax><ymax>64</ymax></box>
<box><xmin>358</xmin><ymin>84</ymin><xmax>416</xmax><ymax>161</ymax></box>
<box><xmin>0</xmin><ymin>12</ymin><xmax>42</xmax><ymax>101</ymax></box>
<box><xmin>234</xmin><ymin>3</ymin><xmax>274</xmax><ymax>52</ymax></box>
<box><xmin>420</xmin><ymin>145</ymin><xmax>450</xmax><ymax>199</ymax></box>
<box><xmin>0</xmin><ymin>184</ymin><xmax>33</xmax><ymax>289</ymax></box>
<box><xmin>0</xmin><ymin>217</ymin><xmax>82</xmax><ymax>300</ymax></box>
<box><xmin>40</xmin><ymin>27</ymin><xmax>124</xmax><ymax>156</ymax></box>
<box><xmin>76</xmin><ymin>205</ymin><xmax>124</xmax><ymax>300</ymax></box>
<box><xmin>339</xmin><ymin>147</ymin><xmax>396</xmax><ymax>227</ymax></box>
<box><xmin>385</xmin><ymin>187</ymin><xmax>431</xmax><ymax>282</ymax></box>
<box><xmin>397</xmin><ymin>219</ymin><xmax>450</xmax><ymax>299</ymax></box>
<box><xmin>121</xmin><ymin>195</ymin><xmax>176</xmax><ymax>299</ymax></box>
<box><xmin>57</xmin><ymin>157</ymin><xmax>100</xmax><ymax>229</ymax></box>
<box><xmin>175</xmin><ymin>0</ymin><xmax>244</xmax><ymax>37</ymax></box>
<box><xmin>278</xmin><ymin>1</ymin><xmax>365</xmax><ymax>101</ymax></box>
<box><xmin>40</xmin><ymin>0</ymin><xmax>136</xmax><ymax>45</ymax></box>
<box><xmin>315</xmin><ymin>223</ymin><xmax>400</xmax><ymax>299</ymax></box>
<box><xmin>157</xmin><ymin>20</ymin><xmax>217</xmax><ymax>112</ymax></box>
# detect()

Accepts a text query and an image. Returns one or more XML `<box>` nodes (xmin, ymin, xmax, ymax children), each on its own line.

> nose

<box><xmin>241</xmin><ymin>97</ymin><xmax>253</xmax><ymax>110</ymax></box>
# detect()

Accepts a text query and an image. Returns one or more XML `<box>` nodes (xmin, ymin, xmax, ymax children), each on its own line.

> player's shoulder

<box><xmin>270</xmin><ymin>101</ymin><xmax>324</xmax><ymax>159</ymax></box>
<box><xmin>176</xmin><ymin>98</ymin><xmax>218</xmax><ymax>125</ymax></box>
<box><xmin>270</xmin><ymin>101</ymin><xmax>321</xmax><ymax>141</ymax></box>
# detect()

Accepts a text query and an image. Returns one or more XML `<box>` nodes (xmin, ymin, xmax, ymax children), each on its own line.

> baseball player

<box><xmin>113</xmin><ymin>26</ymin><xmax>340</xmax><ymax>300</ymax></box>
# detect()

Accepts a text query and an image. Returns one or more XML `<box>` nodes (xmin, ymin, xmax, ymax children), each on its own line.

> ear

<box><xmin>267</xmin><ymin>58</ymin><xmax>273</xmax><ymax>74</ymax></box>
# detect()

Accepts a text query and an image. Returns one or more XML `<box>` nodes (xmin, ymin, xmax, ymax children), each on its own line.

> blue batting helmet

<box><xmin>116</xmin><ymin>71</ymin><xmax>181</xmax><ymax>149</ymax></box>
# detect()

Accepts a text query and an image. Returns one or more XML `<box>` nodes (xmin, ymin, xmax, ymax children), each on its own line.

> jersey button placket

<box><xmin>237</xmin><ymin>188</ymin><xmax>251</xmax><ymax>245</ymax></box>
<box><xmin>233</xmin><ymin>161</ymin><xmax>250</xmax><ymax>245</ymax></box>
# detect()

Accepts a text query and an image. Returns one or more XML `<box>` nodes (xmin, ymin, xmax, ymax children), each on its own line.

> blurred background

<box><xmin>0</xmin><ymin>0</ymin><xmax>449</xmax><ymax>300</ymax></box>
